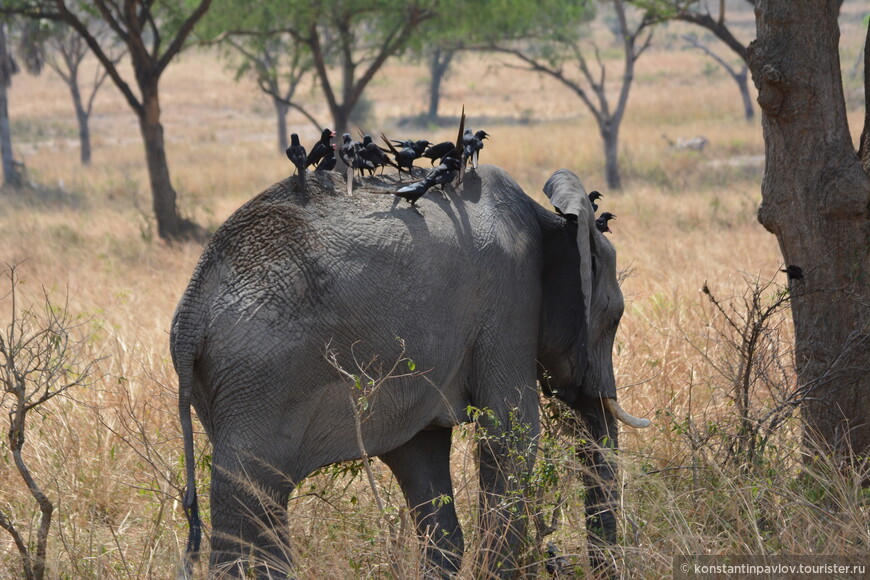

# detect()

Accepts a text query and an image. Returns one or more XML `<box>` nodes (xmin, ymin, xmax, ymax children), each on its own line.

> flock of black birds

<box><xmin>288</xmin><ymin>120</ymin><xmax>808</xmax><ymax>287</ymax></box>
<box><xmin>284</xmin><ymin>113</ymin><xmax>616</xmax><ymax>233</ymax></box>
<box><xmin>284</xmin><ymin>111</ymin><xmax>491</xmax><ymax>208</ymax></box>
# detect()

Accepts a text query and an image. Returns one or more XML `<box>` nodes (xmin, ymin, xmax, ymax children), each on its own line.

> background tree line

<box><xmin>1</xmin><ymin>0</ymin><xmax>867</xmax><ymax>476</ymax></box>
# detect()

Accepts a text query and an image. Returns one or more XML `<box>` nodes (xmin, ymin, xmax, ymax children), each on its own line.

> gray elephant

<box><xmin>171</xmin><ymin>165</ymin><xmax>648</xmax><ymax>578</ymax></box>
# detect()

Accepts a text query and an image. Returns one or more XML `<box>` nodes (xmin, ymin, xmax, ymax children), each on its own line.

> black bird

<box><xmin>588</xmin><ymin>190</ymin><xmax>603</xmax><ymax>212</ymax></box>
<box><xmin>358</xmin><ymin>136</ymin><xmax>399</xmax><ymax>174</ymax></box>
<box><xmin>462</xmin><ymin>128</ymin><xmax>488</xmax><ymax>169</ymax></box>
<box><xmin>429</xmin><ymin>156</ymin><xmax>461</xmax><ymax>186</ymax></box>
<box><xmin>381</xmin><ymin>133</ymin><xmax>423</xmax><ymax>173</ymax></box>
<box><xmin>352</xmin><ymin>136</ymin><xmax>377</xmax><ymax>176</ymax></box>
<box><xmin>394</xmin><ymin>179</ymin><xmax>432</xmax><ymax>207</ymax></box>
<box><xmin>595</xmin><ymin>211</ymin><xmax>616</xmax><ymax>234</ymax></box>
<box><xmin>305</xmin><ymin>128</ymin><xmax>335</xmax><ymax>168</ymax></box>
<box><xmin>422</xmin><ymin>140</ymin><xmax>455</xmax><ymax>165</ymax></box>
<box><xmin>780</xmin><ymin>265</ymin><xmax>804</xmax><ymax>281</ymax></box>
<box><xmin>285</xmin><ymin>133</ymin><xmax>307</xmax><ymax>179</ymax></box>
<box><xmin>339</xmin><ymin>133</ymin><xmax>358</xmax><ymax>195</ymax></box>
<box><xmin>412</xmin><ymin>139</ymin><xmax>432</xmax><ymax>157</ymax></box>
<box><xmin>393</xmin><ymin>156</ymin><xmax>461</xmax><ymax>207</ymax></box>
<box><xmin>544</xmin><ymin>542</ymin><xmax>573</xmax><ymax>577</ymax></box>
<box><xmin>339</xmin><ymin>133</ymin><xmax>357</xmax><ymax>168</ymax></box>
<box><xmin>390</xmin><ymin>138</ymin><xmax>416</xmax><ymax>149</ymax></box>
<box><xmin>314</xmin><ymin>144</ymin><xmax>336</xmax><ymax>171</ymax></box>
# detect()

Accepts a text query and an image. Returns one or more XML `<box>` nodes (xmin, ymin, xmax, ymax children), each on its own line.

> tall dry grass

<box><xmin>2</xmin><ymin>7</ymin><xmax>869</xmax><ymax>578</ymax></box>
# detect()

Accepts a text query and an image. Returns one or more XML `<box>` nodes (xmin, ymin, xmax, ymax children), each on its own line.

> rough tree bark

<box><xmin>747</xmin><ymin>1</ymin><xmax>870</xmax><ymax>459</ymax></box>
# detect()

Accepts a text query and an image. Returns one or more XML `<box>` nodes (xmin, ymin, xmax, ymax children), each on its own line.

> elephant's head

<box><xmin>539</xmin><ymin>169</ymin><xmax>649</xmax><ymax>428</ymax></box>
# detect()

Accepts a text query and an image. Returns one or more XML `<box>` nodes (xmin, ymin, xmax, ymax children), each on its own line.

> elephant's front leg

<box><xmin>576</xmin><ymin>397</ymin><xmax>619</xmax><ymax>578</ymax></box>
<box><xmin>475</xmin><ymin>407</ymin><xmax>539</xmax><ymax>579</ymax></box>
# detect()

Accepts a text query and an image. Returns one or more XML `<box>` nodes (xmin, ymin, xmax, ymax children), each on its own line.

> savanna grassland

<box><xmin>2</xmin><ymin>4</ymin><xmax>870</xmax><ymax>578</ymax></box>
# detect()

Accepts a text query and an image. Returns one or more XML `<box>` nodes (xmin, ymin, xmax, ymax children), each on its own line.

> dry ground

<box><xmin>2</xmin><ymin>6</ymin><xmax>869</xmax><ymax>579</ymax></box>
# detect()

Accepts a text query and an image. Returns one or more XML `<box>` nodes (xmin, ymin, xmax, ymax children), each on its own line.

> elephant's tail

<box><xmin>170</xmin><ymin>309</ymin><xmax>203</xmax><ymax>577</ymax></box>
<box><xmin>179</xmin><ymin>362</ymin><xmax>202</xmax><ymax>575</ymax></box>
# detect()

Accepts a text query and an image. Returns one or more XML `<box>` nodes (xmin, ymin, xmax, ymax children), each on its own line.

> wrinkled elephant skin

<box><xmin>171</xmin><ymin>166</ymin><xmax>639</xmax><ymax>578</ymax></box>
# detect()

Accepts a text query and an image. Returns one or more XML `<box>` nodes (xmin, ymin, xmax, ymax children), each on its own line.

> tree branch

<box><xmin>156</xmin><ymin>0</ymin><xmax>212</xmax><ymax>73</ymax></box>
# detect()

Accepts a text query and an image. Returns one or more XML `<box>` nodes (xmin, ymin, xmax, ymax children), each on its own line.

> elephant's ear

<box><xmin>543</xmin><ymin>169</ymin><xmax>596</xmax><ymax>323</ymax></box>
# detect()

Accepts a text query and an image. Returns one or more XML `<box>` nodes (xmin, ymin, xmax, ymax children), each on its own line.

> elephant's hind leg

<box><xmin>379</xmin><ymin>427</ymin><xmax>464</xmax><ymax>578</ymax></box>
<box><xmin>209</xmin><ymin>447</ymin><xmax>295</xmax><ymax>579</ymax></box>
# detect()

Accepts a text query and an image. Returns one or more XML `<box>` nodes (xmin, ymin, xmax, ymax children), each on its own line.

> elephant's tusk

<box><xmin>603</xmin><ymin>398</ymin><xmax>651</xmax><ymax>428</ymax></box>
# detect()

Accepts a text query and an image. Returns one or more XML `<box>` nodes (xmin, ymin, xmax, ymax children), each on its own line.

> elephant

<box><xmin>171</xmin><ymin>165</ymin><xmax>649</xmax><ymax>578</ymax></box>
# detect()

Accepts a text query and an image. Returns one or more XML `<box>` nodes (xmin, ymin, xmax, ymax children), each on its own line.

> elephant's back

<box><xmin>180</xmin><ymin>165</ymin><xmax>543</xmax><ymax>342</ymax></box>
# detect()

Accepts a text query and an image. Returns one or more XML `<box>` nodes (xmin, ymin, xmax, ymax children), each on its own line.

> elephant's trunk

<box><xmin>603</xmin><ymin>398</ymin><xmax>651</xmax><ymax>428</ymax></box>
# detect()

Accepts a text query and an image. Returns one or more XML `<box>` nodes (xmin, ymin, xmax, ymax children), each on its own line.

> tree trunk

<box><xmin>0</xmin><ymin>23</ymin><xmax>23</xmax><ymax>189</ymax></box>
<box><xmin>735</xmin><ymin>66</ymin><xmax>755</xmax><ymax>121</ymax></box>
<box><xmin>0</xmin><ymin>78</ymin><xmax>22</xmax><ymax>188</ymax></box>
<box><xmin>332</xmin><ymin>105</ymin><xmax>352</xmax><ymax>172</ymax></box>
<box><xmin>68</xmin><ymin>80</ymin><xmax>91</xmax><ymax>165</ymax></box>
<box><xmin>748</xmin><ymin>1</ymin><xmax>870</xmax><ymax>458</ymax></box>
<box><xmin>139</xmin><ymin>87</ymin><xmax>181</xmax><ymax>240</ymax></box>
<box><xmin>274</xmin><ymin>97</ymin><xmax>288</xmax><ymax>154</ymax></box>
<box><xmin>332</xmin><ymin>104</ymin><xmax>351</xmax><ymax>138</ymax></box>
<box><xmin>427</xmin><ymin>48</ymin><xmax>454</xmax><ymax>121</ymax></box>
<box><xmin>602</xmin><ymin>124</ymin><xmax>622</xmax><ymax>190</ymax></box>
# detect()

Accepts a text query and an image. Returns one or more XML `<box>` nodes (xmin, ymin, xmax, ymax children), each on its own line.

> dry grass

<box><xmin>2</xmin><ymin>8</ymin><xmax>869</xmax><ymax>579</ymax></box>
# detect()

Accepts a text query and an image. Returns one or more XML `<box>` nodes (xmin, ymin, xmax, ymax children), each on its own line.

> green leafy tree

<box><xmin>201</xmin><ymin>2</ymin><xmax>322</xmax><ymax>153</ymax></box>
<box><xmin>486</xmin><ymin>0</ymin><xmax>648</xmax><ymax>190</ymax></box>
<box><xmin>212</xmin><ymin>0</ymin><xmax>437</xmax><ymax>136</ymax></box>
<box><xmin>1</xmin><ymin>0</ymin><xmax>213</xmax><ymax>240</ymax></box>
<box><xmin>24</xmin><ymin>18</ymin><xmax>124</xmax><ymax>165</ymax></box>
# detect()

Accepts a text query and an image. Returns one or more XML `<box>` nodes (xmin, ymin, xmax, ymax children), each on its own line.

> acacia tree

<box><xmin>489</xmin><ymin>0</ymin><xmax>650</xmax><ymax>190</ymax></box>
<box><xmin>226</xmin><ymin>0</ymin><xmax>437</xmax><ymax>137</ymax></box>
<box><xmin>747</xmin><ymin>1</ymin><xmax>869</xmax><ymax>459</ymax></box>
<box><xmin>682</xmin><ymin>32</ymin><xmax>754</xmax><ymax>120</ymax></box>
<box><xmin>1</xmin><ymin>0</ymin><xmax>212</xmax><ymax>240</ymax></box>
<box><xmin>201</xmin><ymin>2</ymin><xmax>323</xmax><ymax>153</ymax></box>
<box><xmin>28</xmin><ymin>19</ymin><xmax>124</xmax><ymax>166</ymax></box>
<box><xmin>222</xmin><ymin>35</ymin><xmax>319</xmax><ymax>153</ymax></box>
<box><xmin>423</xmin><ymin>47</ymin><xmax>456</xmax><ymax>121</ymax></box>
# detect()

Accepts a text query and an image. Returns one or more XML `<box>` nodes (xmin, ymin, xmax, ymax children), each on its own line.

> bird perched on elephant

<box><xmin>171</xmin><ymin>165</ymin><xmax>648</xmax><ymax>579</ymax></box>
<box><xmin>305</xmin><ymin>127</ymin><xmax>335</xmax><ymax>169</ymax></box>
<box><xmin>596</xmin><ymin>211</ymin><xmax>616</xmax><ymax>234</ymax></box>
<box><xmin>285</xmin><ymin>133</ymin><xmax>306</xmax><ymax>183</ymax></box>
<box><xmin>393</xmin><ymin>156</ymin><xmax>461</xmax><ymax>207</ymax></box>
